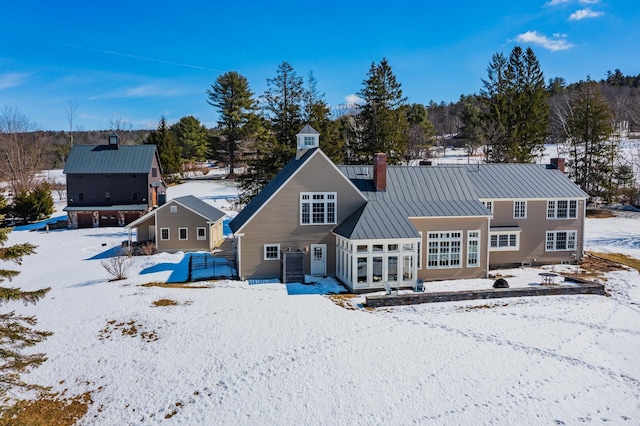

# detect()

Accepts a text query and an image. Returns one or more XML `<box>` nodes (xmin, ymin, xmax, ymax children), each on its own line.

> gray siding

<box><xmin>155</xmin><ymin>202</ymin><xmax>214</xmax><ymax>253</ymax></box>
<box><xmin>489</xmin><ymin>199</ymin><xmax>585</xmax><ymax>266</ymax></box>
<box><xmin>238</xmin><ymin>153</ymin><xmax>365</xmax><ymax>280</ymax></box>
<box><xmin>411</xmin><ymin>216</ymin><xmax>490</xmax><ymax>282</ymax></box>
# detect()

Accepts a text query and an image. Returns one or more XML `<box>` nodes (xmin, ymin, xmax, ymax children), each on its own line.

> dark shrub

<box><xmin>493</xmin><ymin>278</ymin><xmax>509</xmax><ymax>288</ymax></box>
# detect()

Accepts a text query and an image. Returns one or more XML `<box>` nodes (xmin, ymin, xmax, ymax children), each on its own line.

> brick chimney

<box><xmin>550</xmin><ymin>158</ymin><xmax>565</xmax><ymax>173</ymax></box>
<box><xmin>373</xmin><ymin>153</ymin><xmax>387</xmax><ymax>191</ymax></box>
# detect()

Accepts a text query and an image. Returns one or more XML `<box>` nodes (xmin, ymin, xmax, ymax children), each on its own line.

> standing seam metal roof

<box><xmin>63</xmin><ymin>145</ymin><xmax>159</xmax><ymax>174</ymax></box>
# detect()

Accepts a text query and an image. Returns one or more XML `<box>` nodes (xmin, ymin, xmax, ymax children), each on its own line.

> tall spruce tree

<box><xmin>145</xmin><ymin>116</ymin><xmax>182</xmax><ymax>178</ymax></box>
<box><xmin>302</xmin><ymin>71</ymin><xmax>343</xmax><ymax>164</ymax></box>
<box><xmin>207</xmin><ymin>71</ymin><xmax>258</xmax><ymax>177</ymax></box>
<box><xmin>355</xmin><ymin>58</ymin><xmax>408</xmax><ymax>164</ymax></box>
<box><xmin>262</xmin><ymin>62</ymin><xmax>304</xmax><ymax>151</ymax></box>
<box><xmin>170</xmin><ymin>116</ymin><xmax>210</xmax><ymax>162</ymax></box>
<box><xmin>481</xmin><ymin>46</ymin><xmax>549</xmax><ymax>162</ymax></box>
<box><xmin>566</xmin><ymin>80</ymin><xmax>615</xmax><ymax>198</ymax></box>
<box><xmin>1</xmin><ymin>197</ymin><xmax>51</xmax><ymax>406</ymax></box>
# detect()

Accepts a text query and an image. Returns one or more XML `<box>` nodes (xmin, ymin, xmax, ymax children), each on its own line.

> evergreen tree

<box><xmin>302</xmin><ymin>71</ymin><xmax>343</xmax><ymax>164</ymax></box>
<box><xmin>11</xmin><ymin>182</ymin><xmax>54</xmax><ymax>224</ymax></box>
<box><xmin>145</xmin><ymin>116</ymin><xmax>182</xmax><ymax>178</ymax></box>
<box><xmin>262</xmin><ymin>61</ymin><xmax>304</xmax><ymax>151</ymax></box>
<box><xmin>457</xmin><ymin>95</ymin><xmax>485</xmax><ymax>155</ymax></box>
<box><xmin>170</xmin><ymin>116</ymin><xmax>210</xmax><ymax>161</ymax></box>
<box><xmin>206</xmin><ymin>71</ymin><xmax>258</xmax><ymax>177</ymax></box>
<box><xmin>356</xmin><ymin>58</ymin><xmax>408</xmax><ymax>164</ymax></box>
<box><xmin>566</xmin><ymin>80</ymin><xmax>615</xmax><ymax>198</ymax></box>
<box><xmin>404</xmin><ymin>103</ymin><xmax>435</xmax><ymax>160</ymax></box>
<box><xmin>481</xmin><ymin>46</ymin><xmax>549</xmax><ymax>162</ymax></box>
<box><xmin>1</xmin><ymin>201</ymin><xmax>51</xmax><ymax>406</ymax></box>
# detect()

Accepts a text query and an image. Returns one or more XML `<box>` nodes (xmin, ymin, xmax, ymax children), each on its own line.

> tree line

<box><xmin>2</xmin><ymin>49</ymin><xmax>640</xmax><ymax>210</ymax></box>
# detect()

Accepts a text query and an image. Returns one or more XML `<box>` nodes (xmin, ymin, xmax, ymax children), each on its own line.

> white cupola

<box><xmin>296</xmin><ymin>124</ymin><xmax>320</xmax><ymax>151</ymax></box>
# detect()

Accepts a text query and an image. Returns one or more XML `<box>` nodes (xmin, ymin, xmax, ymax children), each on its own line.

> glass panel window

<box><xmin>514</xmin><ymin>201</ymin><xmax>526</xmax><ymax>219</ymax></box>
<box><xmin>300</xmin><ymin>192</ymin><xmax>336</xmax><ymax>225</ymax></box>
<box><xmin>482</xmin><ymin>200</ymin><xmax>493</xmax><ymax>213</ymax></box>
<box><xmin>197</xmin><ymin>227</ymin><xmax>206</xmax><ymax>240</ymax></box>
<box><xmin>403</xmin><ymin>243</ymin><xmax>414</xmax><ymax>251</ymax></box>
<box><xmin>427</xmin><ymin>231</ymin><xmax>463</xmax><ymax>268</ymax></box>
<box><xmin>179</xmin><ymin>228</ymin><xmax>188</xmax><ymax>240</ymax></box>
<box><xmin>372</xmin><ymin>257</ymin><xmax>383</xmax><ymax>282</ymax></box>
<box><xmin>403</xmin><ymin>256</ymin><xmax>414</xmax><ymax>280</ymax></box>
<box><xmin>372</xmin><ymin>244</ymin><xmax>383</xmax><ymax>252</ymax></box>
<box><xmin>388</xmin><ymin>256</ymin><xmax>398</xmax><ymax>281</ymax></box>
<box><xmin>357</xmin><ymin>257</ymin><xmax>367</xmax><ymax>283</ymax></box>
<box><xmin>467</xmin><ymin>230</ymin><xmax>480</xmax><ymax>267</ymax></box>
<box><xmin>547</xmin><ymin>199</ymin><xmax>579</xmax><ymax>219</ymax></box>
<box><xmin>170</xmin><ymin>205</ymin><xmax>178</xmax><ymax>213</ymax></box>
<box><xmin>387</xmin><ymin>244</ymin><xmax>398</xmax><ymax>252</ymax></box>
<box><xmin>264</xmin><ymin>244</ymin><xmax>280</xmax><ymax>260</ymax></box>
<box><xmin>545</xmin><ymin>231</ymin><xmax>578</xmax><ymax>251</ymax></box>
<box><xmin>357</xmin><ymin>245</ymin><xmax>368</xmax><ymax>253</ymax></box>
<box><xmin>490</xmin><ymin>231</ymin><xmax>519</xmax><ymax>251</ymax></box>
<box><xmin>160</xmin><ymin>228</ymin><xmax>170</xmax><ymax>240</ymax></box>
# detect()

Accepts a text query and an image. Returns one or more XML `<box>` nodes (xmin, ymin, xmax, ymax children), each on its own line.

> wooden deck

<box><xmin>365</xmin><ymin>279</ymin><xmax>606</xmax><ymax>308</ymax></box>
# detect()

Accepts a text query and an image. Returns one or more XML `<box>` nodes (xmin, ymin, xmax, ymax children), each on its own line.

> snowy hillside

<box><xmin>3</xmin><ymin>160</ymin><xmax>640</xmax><ymax>424</ymax></box>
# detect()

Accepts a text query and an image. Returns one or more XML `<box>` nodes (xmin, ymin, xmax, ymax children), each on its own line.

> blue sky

<box><xmin>1</xmin><ymin>0</ymin><xmax>637</xmax><ymax>131</ymax></box>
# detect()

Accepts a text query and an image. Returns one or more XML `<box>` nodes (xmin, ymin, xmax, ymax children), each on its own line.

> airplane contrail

<box><xmin>65</xmin><ymin>44</ymin><xmax>226</xmax><ymax>73</ymax></box>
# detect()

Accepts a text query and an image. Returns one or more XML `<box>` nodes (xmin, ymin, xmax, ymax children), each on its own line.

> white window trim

<box><xmin>170</xmin><ymin>205</ymin><xmax>178</xmax><ymax>213</ymax></box>
<box><xmin>264</xmin><ymin>244</ymin><xmax>280</xmax><ymax>260</ymax></box>
<box><xmin>426</xmin><ymin>231</ymin><xmax>463</xmax><ymax>269</ymax></box>
<box><xmin>481</xmin><ymin>200</ymin><xmax>494</xmax><ymax>214</ymax></box>
<box><xmin>545</xmin><ymin>230</ymin><xmax>578</xmax><ymax>251</ymax></box>
<box><xmin>300</xmin><ymin>192</ymin><xmax>337</xmax><ymax>225</ymax></box>
<box><xmin>178</xmin><ymin>227</ymin><xmax>188</xmax><ymax>240</ymax></box>
<box><xmin>160</xmin><ymin>228</ymin><xmax>170</xmax><ymax>241</ymax></box>
<box><xmin>513</xmin><ymin>200</ymin><xmax>527</xmax><ymax>219</ymax></box>
<box><xmin>489</xmin><ymin>230</ymin><xmax>520</xmax><ymax>251</ymax></box>
<box><xmin>467</xmin><ymin>230</ymin><xmax>481</xmax><ymax>268</ymax></box>
<box><xmin>196</xmin><ymin>227</ymin><xmax>206</xmax><ymax>240</ymax></box>
<box><xmin>417</xmin><ymin>231</ymin><xmax>423</xmax><ymax>270</ymax></box>
<box><xmin>547</xmin><ymin>199</ymin><xmax>578</xmax><ymax>219</ymax></box>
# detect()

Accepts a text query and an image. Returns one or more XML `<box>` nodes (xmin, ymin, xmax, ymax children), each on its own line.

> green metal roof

<box><xmin>63</xmin><ymin>144</ymin><xmax>159</xmax><ymax>174</ymax></box>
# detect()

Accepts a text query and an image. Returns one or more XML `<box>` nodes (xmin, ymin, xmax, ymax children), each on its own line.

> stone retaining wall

<box><xmin>365</xmin><ymin>281</ymin><xmax>606</xmax><ymax>308</ymax></box>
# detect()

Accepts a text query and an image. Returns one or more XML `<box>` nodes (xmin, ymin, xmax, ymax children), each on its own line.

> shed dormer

<box><xmin>296</xmin><ymin>124</ymin><xmax>319</xmax><ymax>150</ymax></box>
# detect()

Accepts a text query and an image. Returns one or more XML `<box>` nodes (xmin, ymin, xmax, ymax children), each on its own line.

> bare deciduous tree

<box><xmin>0</xmin><ymin>106</ymin><xmax>46</xmax><ymax>195</ymax></box>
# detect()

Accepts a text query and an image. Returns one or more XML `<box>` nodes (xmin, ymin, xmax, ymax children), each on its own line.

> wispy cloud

<box><xmin>569</xmin><ymin>8</ymin><xmax>603</xmax><ymax>20</ymax></box>
<box><xmin>89</xmin><ymin>84</ymin><xmax>183</xmax><ymax>101</ymax></box>
<box><xmin>579</xmin><ymin>0</ymin><xmax>600</xmax><ymax>4</ymax></box>
<box><xmin>0</xmin><ymin>72</ymin><xmax>30</xmax><ymax>90</ymax></box>
<box><xmin>546</xmin><ymin>0</ymin><xmax>570</xmax><ymax>6</ymax></box>
<box><xmin>514</xmin><ymin>31</ymin><xmax>575</xmax><ymax>51</ymax></box>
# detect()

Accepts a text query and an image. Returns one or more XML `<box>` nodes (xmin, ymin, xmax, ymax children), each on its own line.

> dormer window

<box><xmin>296</xmin><ymin>125</ymin><xmax>320</xmax><ymax>150</ymax></box>
<box><xmin>304</xmin><ymin>136</ymin><xmax>315</xmax><ymax>146</ymax></box>
<box><xmin>109</xmin><ymin>132</ymin><xmax>119</xmax><ymax>146</ymax></box>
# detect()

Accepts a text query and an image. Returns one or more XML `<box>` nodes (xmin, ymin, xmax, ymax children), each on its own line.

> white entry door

<box><xmin>310</xmin><ymin>244</ymin><xmax>326</xmax><ymax>276</ymax></box>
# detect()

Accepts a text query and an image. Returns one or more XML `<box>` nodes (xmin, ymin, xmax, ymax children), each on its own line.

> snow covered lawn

<box><xmin>5</xmin><ymin>179</ymin><xmax>640</xmax><ymax>424</ymax></box>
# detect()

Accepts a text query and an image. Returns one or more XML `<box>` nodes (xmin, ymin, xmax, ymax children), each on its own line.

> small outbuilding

<box><xmin>125</xmin><ymin>195</ymin><xmax>226</xmax><ymax>253</ymax></box>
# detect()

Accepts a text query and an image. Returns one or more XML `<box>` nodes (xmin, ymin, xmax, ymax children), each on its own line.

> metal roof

<box><xmin>334</xmin><ymin>166</ymin><xmax>491</xmax><ymax>239</ymax></box>
<box><xmin>172</xmin><ymin>196</ymin><xmax>226</xmax><ymax>222</ymax></box>
<box><xmin>297</xmin><ymin>124</ymin><xmax>319</xmax><ymax>135</ymax></box>
<box><xmin>125</xmin><ymin>196</ymin><xmax>225</xmax><ymax>229</ymax></box>
<box><xmin>63</xmin><ymin>144</ymin><xmax>159</xmax><ymax>174</ymax></box>
<box><xmin>463</xmin><ymin>164</ymin><xmax>589</xmax><ymax>199</ymax></box>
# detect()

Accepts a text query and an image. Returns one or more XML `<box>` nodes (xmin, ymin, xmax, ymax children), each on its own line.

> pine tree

<box><xmin>1</xmin><ymin>200</ymin><xmax>51</xmax><ymax>406</ymax></box>
<box><xmin>262</xmin><ymin>62</ymin><xmax>304</xmax><ymax>150</ymax></box>
<box><xmin>566</xmin><ymin>80</ymin><xmax>615</xmax><ymax>198</ymax></box>
<box><xmin>206</xmin><ymin>71</ymin><xmax>258</xmax><ymax>177</ymax></box>
<box><xmin>404</xmin><ymin>103</ymin><xmax>435</xmax><ymax>160</ymax></box>
<box><xmin>145</xmin><ymin>116</ymin><xmax>182</xmax><ymax>178</ymax></box>
<box><xmin>170</xmin><ymin>116</ymin><xmax>210</xmax><ymax>162</ymax></box>
<box><xmin>356</xmin><ymin>58</ymin><xmax>408</xmax><ymax>164</ymax></box>
<box><xmin>302</xmin><ymin>71</ymin><xmax>343</xmax><ymax>164</ymax></box>
<box><xmin>481</xmin><ymin>47</ymin><xmax>549</xmax><ymax>162</ymax></box>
